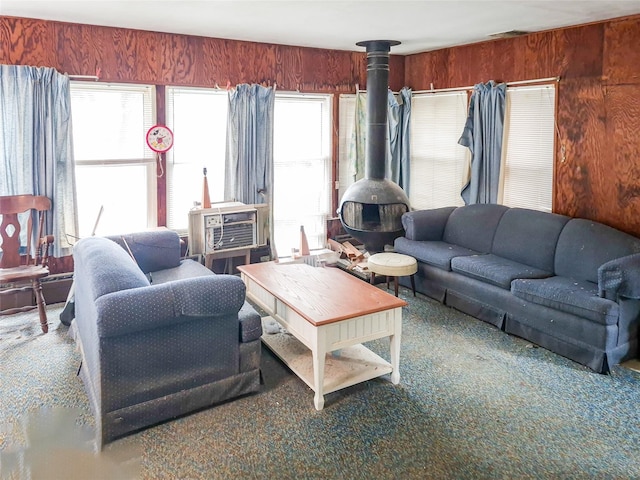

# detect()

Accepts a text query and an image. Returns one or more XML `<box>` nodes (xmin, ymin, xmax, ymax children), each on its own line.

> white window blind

<box><xmin>273</xmin><ymin>93</ymin><xmax>332</xmax><ymax>257</ymax></box>
<box><xmin>165</xmin><ymin>87</ymin><xmax>228</xmax><ymax>230</ymax></box>
<box><xmin>70</xmin><ymin>82</ymin><xmax>156</xmax><ymax>237</ymax></box>
<box><xmin>501</xmin><ymin>84</ymin><xmax>556</xmax><ymax>212</ymax></box>
<box><xmin>338</xmin><ymin>94</ymin><xmax>356</xmax><ymax>201</ymax></box>
<box><xmin>409</xmin><ymin>92</ymin><xmax>469</xmax><ymax>210</ymax></box>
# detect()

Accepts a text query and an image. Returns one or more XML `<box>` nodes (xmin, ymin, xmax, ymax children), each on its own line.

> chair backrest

<box><xmin>0</xmin><ymin>195</ymin><xmax>52</xmax><ymax>268</ymax></box>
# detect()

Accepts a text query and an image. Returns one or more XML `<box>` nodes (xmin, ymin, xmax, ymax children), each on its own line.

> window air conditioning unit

<box><xmin>188</xmin><ymin>202</ymin><xmax>269</xmax><ymax>256</ymax></box>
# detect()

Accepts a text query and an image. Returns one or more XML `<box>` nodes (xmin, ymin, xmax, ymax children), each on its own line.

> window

<box><xmin>70</xmin><ymin>82</ymin><xmax>156</xmax><ymax>237</ymax></box>
<box><xmin>409</xmin><ymin>92</ymin><xmax>469</xmax><ymax>210</ymax></box>
<box><xmin>338</xmin><ymin>94</ymin><xmax>357</xmax><ymax>200</ymax></box>
<box><xmin>165</xmin><ymin>87</ymin><xmax>228</xmax><ymax>230</ymax></box>
<box><xmin>273</xmin><ymin>93</ymin><xmax>332</xmax><ymax>256</ymax></box>
<box><xmin>501</xmin><ymin>84</ymin><xmax>556</xmax><ymax>212</ymax></box>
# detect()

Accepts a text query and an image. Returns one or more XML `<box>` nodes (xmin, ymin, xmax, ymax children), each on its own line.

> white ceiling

<box><xmin>3</xmin><ymin>0</ymin><xmax>640</xmax><ymax>55</ymax></box>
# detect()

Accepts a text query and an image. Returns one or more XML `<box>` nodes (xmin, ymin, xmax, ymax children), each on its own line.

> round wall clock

<box><xmin>146</xmin><ymin>125</ymin><xmax>174</xmax><ymax>153</ymax></box>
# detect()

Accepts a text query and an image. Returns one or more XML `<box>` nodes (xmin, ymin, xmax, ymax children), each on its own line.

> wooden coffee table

<box><xmin>238</xmin><ymin>262</ymin><xmax>406</xmax><ymax>410</ymax></box>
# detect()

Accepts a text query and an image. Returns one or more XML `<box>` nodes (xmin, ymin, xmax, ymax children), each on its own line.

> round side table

<box><xmin>367</xmin><ymin>252</ymin><xmax>417</xmax><ymax>297</ymax></box>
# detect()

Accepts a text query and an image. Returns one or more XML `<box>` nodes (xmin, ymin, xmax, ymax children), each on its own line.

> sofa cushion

<box><xmin>442</xmin><ymin>203</ymin><xmax>508</xmax><ymax>253</ymax></box>
<box><xmin>511</xmin><ymin>276</ymin><xmax>619</xmax><ymax>325</ymax></box>
<box><xmin>108</xmin><ymin>229</ymin><xmax>182</xmax><ymax>274</ymax></box>
<box><xmin>149</xmin><ymin>259</ymin><xmax>213</xmax><ymax>284</ymax></box>
<box><xmin>74</xmin><ymin>236</ymin><xmax>150</xmax><ymax>300</ymax></box>
<box><xmin>555</xmin><ymin>218</ymin><xmax>640</xmax><ymax>283</ymax></box>
<box><xmin>451</xmin><ymin>254</ymin><xmax>552</xmax><ymax>289</ymax></box>
<box><xmin>491</xmin><ymin>208</ymin><xmax>570</xmax><ymax>272</ymax></box>
<box><xmin>394</xmin><ymin>238</ymin><xmax>478</xmax><ymax>271</ymax></box>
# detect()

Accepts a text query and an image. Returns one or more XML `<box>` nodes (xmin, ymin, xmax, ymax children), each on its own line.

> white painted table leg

<box><xmin>312</xmin><ymin>327</ymin><xmax>327</xmax><ymax>410</ymax></box>
<box><xmin>390</xmin><ymin>315</ymin><xmax>402</xmax><ymax>384</ymax></box>
<box><xmin>312</xmin><ymin>345</ymin><xmax>326</xmax><ymax>410</ymax></box>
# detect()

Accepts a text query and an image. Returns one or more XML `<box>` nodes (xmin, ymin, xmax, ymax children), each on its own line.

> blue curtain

<box><xmin>387</xmin><ymin>87</ymin><xmax>412</xmax><ymax>194</ymax></box>
<box><xmin>0</xmin><ymin>65</ymin><xmax>78</xmax><ymax>257</ymax></box>
<box><xmin>458</xmin><ymin>80</ymin><xmax>506</xmax><ymax>205</ymax></box>
<box><xmin>348</xmin><ymin>87</ymin><xmax>412</xmax><ymax>191</ymax></box>
<box><xmin>224</xmin><ymin>84</ymin><xmax>275</xmax><ymax>205</ymax></box>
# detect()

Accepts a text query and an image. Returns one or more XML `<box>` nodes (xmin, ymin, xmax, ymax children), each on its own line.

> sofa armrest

<box><xmin>401</xmin><ymin>207</ymin><xmax>456</xmax><ymax>241</ymax></box>
<box><xmin>94</xmin><ymin>275</ymin><xmax>247</xmax><ymax>337</ymax></box>
<box><xmin>598</xmin><ymin>253</ymin><xmax>640</xmax><ymax>300</ymax></box>
<box><xmin>238</xmin><ymin>302</ymin><xmax>263</xmax><ymax>342</ymax></box>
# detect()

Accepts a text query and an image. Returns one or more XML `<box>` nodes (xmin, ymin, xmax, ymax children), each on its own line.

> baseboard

<box><xmin>621</xmin><ymin>359</ymin><xmax>640</xmax><ymax>373</ymax></box>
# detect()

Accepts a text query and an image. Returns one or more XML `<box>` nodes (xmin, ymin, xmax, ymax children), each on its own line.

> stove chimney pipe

<box><xmin>356</xmin><ymin>40</ymin><xmax>400</xmax><ymax>179</ymax></box>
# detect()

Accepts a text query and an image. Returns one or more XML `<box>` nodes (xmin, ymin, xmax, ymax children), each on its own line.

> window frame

<box><xmin>70</xmin><ymin>81</ymin><xmax>157</xmax><ymax>236</ymax></box>
<box><xmin>165</xmin><ymin>85</ymin><xmax>229</xmax><ymax>232</ymax></box>
<box><xmin>272</xmin><ymin>92</ymin><xmax>333</xmax><ymax>256</ymax></box>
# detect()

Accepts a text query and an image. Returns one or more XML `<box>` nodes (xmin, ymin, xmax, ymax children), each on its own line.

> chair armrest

<box><xmin>401</xmin><ymin>207</ymin><xmax>456</xmax><ymax>241</ymax></box>
<box><xmin>95</xmin><ymin>275</ymin><xmax>246</xmax><ymax>337</ymax></box>
<box><xmin>598</xmin><ymin>253</ymin><xmax>640</xmax><ymax>300</ymax></box>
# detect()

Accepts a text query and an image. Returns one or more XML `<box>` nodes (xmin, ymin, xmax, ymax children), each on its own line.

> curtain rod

<box><xmin>411</xmin><ymin>76</ymin><xmax>560</xmax><ymax>95</ymax></box>
<box><xmin>67</xmin><ymin>74</ymin><xmax>99</xmax><ymax>81</ymax></box>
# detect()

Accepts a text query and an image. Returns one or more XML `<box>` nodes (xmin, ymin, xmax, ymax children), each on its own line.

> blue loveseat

<box><xmin>69</xmin><ymin>229</ymin><xmax>262</xmax><ymax>447</ymax></box>
<box><xmin>394</xmin><ymin>204</ymin><xmax>640</xmax><ymax>373</ymax></box>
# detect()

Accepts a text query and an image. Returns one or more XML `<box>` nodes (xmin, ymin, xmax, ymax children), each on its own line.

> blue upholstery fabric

<box><xmin>598</xmin><ymin>253</ymin><xmax>640</xmax><ymax>300</ymax></box>
<box><xmin>394</xmin><ymin>238</ymin><xmax>478</xmax><ymax>271</ymax></box>
<box><xmin>491</xmin><ymin>208</ymin><xmax>570</xmax><ymax>272</ymax></box>
<box><xmin>239</xmin><ymin>302</ymin><xmax>263</xmax><ymax>343</ymax></box>
<box><xmin>511</xmin><ymin>276</ymin><xmax>619</xmax><ymax>325</ymax></box>
<box><xmin>107</xmin><ymin>229</ymin><xmax>182</xmax><ymax>274</ymax></box>
<box><xmin>395</xmin><ymin>204</ymin><xmax>640</xmax><ymax>373</ymax></box>
<box><xmin>555</xmin><ymin>219</ymin><xmax>640</xmax><ymax>283</ymax></box>
<box><xmin>401</xmin><ymin>206</ymin><xmax>456</xmax><ymax>241</ymax></box>
<box><xmin>95</xmin><ymin>276</ymin><xmax>247</xmax><ymax>337</ymax></box>
<box><xmin>71</xmin><ymin>233</ymin><xmax>262</xmax><ymax>447</ymax></box>
<box><xmin>149</xmin><ymin>260</ymin><xmax>213</xmax><ymax>283</ymax></box>
<box><xmin>442</xmin><ymin>203</ymin><xmax>508</xmax><ymax>253</ymax></box>
<box><xmin>451</xmin><ymin>254</ymin><xmax>551</xmax><ymax>289</ymax></box>
<box><xmin>74</xmin><ymin>236</ymin><xmax>150</xmax><ymax>298</ymax></box>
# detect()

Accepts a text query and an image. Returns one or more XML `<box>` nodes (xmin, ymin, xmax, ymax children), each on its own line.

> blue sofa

<box><xmin>69</xmin><ymin>229</ymin><xmax>262</xmax><ymax>447</ymax></box>
<box><xmin>394</xmin><ymin>204</ymin><xmax>640</xmax><ymax>373</ymax></box>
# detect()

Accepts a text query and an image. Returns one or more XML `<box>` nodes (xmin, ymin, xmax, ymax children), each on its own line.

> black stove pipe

<box><xmin>337</xmin><ymin>39</ymin><xmax>409</xmax><ymax>253</ymax></box>
<box><xmin>356</xmin><ymin>40</ymin><xmax>400</xmax><ymax>179</ymax></box>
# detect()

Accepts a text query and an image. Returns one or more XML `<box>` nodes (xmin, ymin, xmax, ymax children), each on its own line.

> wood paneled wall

<box><xmin>405</xmin><ymin>16</ymin><xmax>640</xmax><ymax>237</ymax></box>
<box><xmin>0</xmin><ymin>15</ymin><xmax>404</xmax><ymax>258</ymax></box>
<box><xmin>2</xmin><ymin>14</ymin><xmax>640</xmax><ymax>245</ymax></box>
<box><xmin>0</xmin><ymin>16</ymin><xmax>405</xmax><ymax>90</ymax></box>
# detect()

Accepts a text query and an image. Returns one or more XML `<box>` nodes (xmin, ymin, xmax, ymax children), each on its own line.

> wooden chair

<box><xmin>0</xmin><ymin>195</ymin><xmax>54</xmax><ymax>333</ymax></box>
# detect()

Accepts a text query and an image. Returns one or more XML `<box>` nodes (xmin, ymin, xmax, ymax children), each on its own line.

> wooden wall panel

<box><xmin>160</xmin><ymin>33</ymin><xmax>199</xmax><ymax>85</ymax></box>
<box><xmin>554</xmin><ymin>78</ymin><xmax>606</xmax><ymax>220</ymax></box>
<box><xmin>0</xmin><ymin>17</ymin><xmax>58</xmax><ymax>67</ymax></box>
<box><xmin>556</xmin><ymin>24</ymin><xmax>604</xmax><ymax>79</ymax></box>
<box><xmin>275</xmin><ymin>45</ymin><xmax>304</xmax><ymax>90</ymax></box>
<box><xmin>604</xmin><ymin>84</ymin><xmax>640</xmax><ymax>233</ymax></box>
<box><xmin>603</xmin><ymin>17</ymin><xmax>640</xmax><ymax>85</ymax></box>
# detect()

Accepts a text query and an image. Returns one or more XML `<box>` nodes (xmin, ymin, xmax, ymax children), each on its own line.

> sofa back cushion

<box><xmin>492</xmin><ymin>208</ymin><xmax>570</xmax><ymax>271</ymax></box>
<box><xmin>555</xmin><ymin>218</ymin><xmax>640</xmax><ymax>282</ymax></box>
<box><xmin>107</xmin><ymin>229</ymin><xmax>181</xmax><ymax>274</ymax></box>
<box><xmin>74</xmin><ymin>236</ymin><xmax>150</xmax><ymax>300</ymax></box>
<box><xmin>443</xmin><ymin>204</ymin><xmax>508</xmax><ymax>253</ymax></box>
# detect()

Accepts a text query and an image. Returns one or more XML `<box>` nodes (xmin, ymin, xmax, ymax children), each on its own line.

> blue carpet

<box><xmin>1</xmin><ymin>288</ymin><xmax>639</xmax><ymax>479</ymax></box>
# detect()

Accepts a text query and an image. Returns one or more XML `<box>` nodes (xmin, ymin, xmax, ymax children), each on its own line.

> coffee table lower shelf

<box><xmin>261</xmin><ymin>317</ymin><xmax>393</xmax><ymax>396</ymax></box>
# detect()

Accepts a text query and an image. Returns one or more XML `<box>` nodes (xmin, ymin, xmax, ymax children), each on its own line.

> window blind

<box><xmin>501</xmin><ymin>85</ymin><xmax>556</xmax><ymax>212</ymax></box>
<box><xmin>165</xmin><ymin>87</ymin><xmax>228</xmax><ymax>230</ymax></box>
<box><xmin>409</xmin><ymin>92</ymin><xmax>469</xmax><ymax>210</ymax></box>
